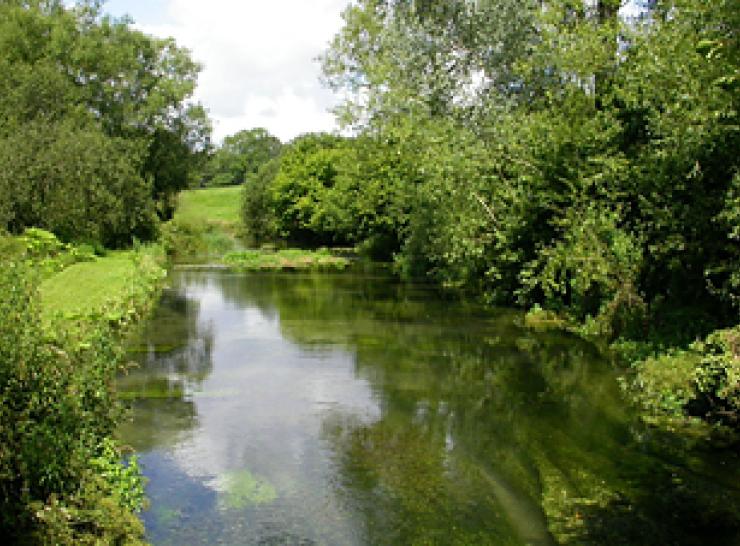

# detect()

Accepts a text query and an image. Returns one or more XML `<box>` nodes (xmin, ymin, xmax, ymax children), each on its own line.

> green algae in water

<box><xmin>153</xmin><ymin>506</ymin><xmax>182</xmax><ymax>527</ymax></box>
<box><xmin>218</xmin><ymin>469</ymin><xmax>278</xmax><ymax>510</ymax></box>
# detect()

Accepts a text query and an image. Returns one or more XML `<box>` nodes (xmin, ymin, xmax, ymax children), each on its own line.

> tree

<box><xmin>319</xmin><ymin>0</ymin><xmax>740</xmax><ymax>327</ymax></box>
<box><xmin>202</xmin><ymin>128</ymin><xmax>282</xmax><ymax>187</ymax></box>
<box><xmin>0</xmin><ymin>120</ymin><xmax>157</xmax><ymax>247</ymax></box>
<box><xmin>0</xmin><ymin>0</ymin><xmax>210</xmax><ymax>241</ymax></box>
<box><xmin>269</xmin><ymin>133</ymin><xmax>351</xmax><ymax>245</ymax></box>
<box><xmin>320</xmin><ymin>0</ymin><xmax>540</xmax><ymax>129</ymax></box>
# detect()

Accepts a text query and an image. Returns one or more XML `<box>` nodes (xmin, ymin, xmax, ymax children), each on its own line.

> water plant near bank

<box><xmin>222</xmin><ymin>248</ymin><xmax>349</xmax><ymax>271</ymax></box>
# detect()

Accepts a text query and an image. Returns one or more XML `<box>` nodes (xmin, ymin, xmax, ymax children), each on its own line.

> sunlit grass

<box><xmin>222</xmin><ymin>248</ymin><xmax>349</xmax><ymax>271</ymax></box>
<box><xmin>39</xmin><ymin>251</ymin><xmax>137</xmax><ymax>319</ymax></box>
<box><xmin>174</xmin><ymin>186</ymin><xmax>242</xmax><ymax>229</ymax></box>
<box><xmin>164</xmin><ymin>187</ymin><xmax>245</xmax><ymax>261</ymax></box>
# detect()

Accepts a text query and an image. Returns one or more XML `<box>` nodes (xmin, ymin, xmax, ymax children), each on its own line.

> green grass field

<box><xmin>174</xmin><ymin>186</ymin><xmax>242</xmax><ymax>229</ymax></box>
<box><xmin>39</xmin><ymin>252</ymin><xmax>138</xmax><ymax>318</ymax></box>
<box><xmin>164</xmin><ymin>186</ymin><xmax>245</xmax><ymax>261</ymax></box>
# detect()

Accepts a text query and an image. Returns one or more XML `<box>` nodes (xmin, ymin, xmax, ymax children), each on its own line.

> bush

<box><xmin>161</xmin><ymin>218</ymin><xmax>237</xmax><ymax>261</ymax></box>
<box><xmin>242</xmin><ymin>156</ymin><xmax>281</xmax><ymax>246</ymax></box>
<box><xmin>0</xmin><ymin>260</ymin><xmax>148</xmax><ymax>543</ymax></box>
<box><xmin>0</xmin><ymin>120</ymin><xmax>158</xmax><ymax>247</ymax></box>
<box><xmin>692</xmin><ymin>327</ymin><xmax>740</xmax><ymax>426</ymax></box>
<box><xmin>629</xmin><ymin>326</ymin><xmax>740</xmax><ymax>431</ymax></box>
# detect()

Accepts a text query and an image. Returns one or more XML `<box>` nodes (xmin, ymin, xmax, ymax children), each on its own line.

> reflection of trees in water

<box><xmin>214</xmin><ymin>269</ymin><xmax>477</xmax><ymax>349</ymax></box>
<box><xmin>326</xmin><ymin>325</ymin><xmax>740</xmax><ymax>544</ymax></box>
<box><xmin>218</xmin><ymin>270</ymin><xmax>740</xmax><ymax>545</ymax></box>
<box><xmin>321</xmin><ymin>327</ymin><xmax>620</xmax><ymax>545</ymax></box>
<box><xmin>128</xmin><ymin>288</ymin><xmax>215</xmax><ymax>382</ymax></box>
<box><xmin>118</xmin><ymin>288</ymin><xmax>215</xmax><ymax>452</ymax></box>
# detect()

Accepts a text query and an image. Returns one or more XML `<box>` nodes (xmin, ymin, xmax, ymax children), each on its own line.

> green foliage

<box><xmin>0</xmin><ymin>229</ymin><xmax>103</xmax><ymax>284</ymax></box>
<box><xmin>242</xmin><ymin>156</ymin><xmax>281</xmax><ymax>245</ymax></box>
<box><xmin>222</xmin><ymin>248</ymin><xmax>349</xmax><ymax>271</ymax></box>
<box><xmin>269</xmin><ymin>133</ymin><xmax>355</xmax><ymax>245</ymax></box>
<box><xmin>321</xmin><ymin>0</ymin><xmax>540</xmax><ymax>127</ymax></box>
<box><xmin>630</xmin><ymin>350</ymin><xmax>703</xmax><ymax>419</ymax></box>
<box><xmin>0</xmin><ymin>0</ymin><xmax>210</xmax><ymax>244</ymax></box>
<box><xmin>628</xmin><ymin>325</ymin><xmax>740</xmax><ymax>431</ymax></box>
<box><xmin>0</xmin><ymin>119</ymin><xmax>157</xmax><ymax>246</ymax></box>
<box><xmin>0</xmin><ymin>258</ymin><xmax>159</xmax><ymax>542</ymax></box>
<box><xmin>692</xmin><ymin>327</ymin><xmax>740</xmax><ymax>426</ymax></box>
<box><xmin>161</xmin><ymin>218</ymin><xmax>238</xmax><ymax>262</ymax></box>
<box><xmin>89</xmin><ymin>439</ymin><xmax>146</xmax><ymax>514</ymax></box>
<box><xmin>200</xmin><ymin>127</ymin><xmax>282</xmax><ymax>187</ymax></box>
<box><xmin>313</xmin><ymin>0</ymin><xmax>740</xmax><ymax>433</ymax></box>
<box><xmin>0</xmin><ymin>240</ymin><xmax>165</xmax><ymax>542</ymax></box>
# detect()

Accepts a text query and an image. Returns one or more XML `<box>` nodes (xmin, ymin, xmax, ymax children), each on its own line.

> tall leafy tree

<box><xmin>320</xmin><ymin>0</ymin><xmax>540</xmax><ymax>128</ymax></box>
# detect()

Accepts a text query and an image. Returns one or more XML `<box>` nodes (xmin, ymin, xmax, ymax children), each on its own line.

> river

<box><xmin>118</xmin><ymin>267</ymin><xmax>740</xmax><ymax>545</ymax></box>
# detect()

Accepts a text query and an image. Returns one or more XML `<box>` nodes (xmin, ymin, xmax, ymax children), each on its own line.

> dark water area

<box><xmin>118</xmin><ymin>268</ymin><xmax>740</xmax><ymax>545</ymax></box>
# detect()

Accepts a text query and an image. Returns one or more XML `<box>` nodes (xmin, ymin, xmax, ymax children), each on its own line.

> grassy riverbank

<box><xmin>161</xmin><ymin>186</ymin><xmax>243</xmax><ymax>261</ymax></box>
<box><xmin>164</xmin><ymin>186</ymin><xmax>351</xmax><ymax>271</ymax></box>
<box><xmin>0</xmin><ymin>230</ymin><xmax>166</xmax><ymax>544</ymax></box>
<box><xmin>40</xmin><ymin>246</ymin><xmax>166</xmax><ymax>324</ymax></box>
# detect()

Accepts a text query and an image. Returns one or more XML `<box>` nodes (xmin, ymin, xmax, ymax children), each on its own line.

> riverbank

<box><xmin>40</xmin><ymin>245</ymin><xmax>166</xmax><ymax>327</ymax></box>
<box><xmin>0</xmin><ymin>229</ymin><xmax>166</xmax><ymax>544</ymax></box>
<box><xmin>162</xmin><ymin>187</ymin><xmax>351</xmax><ymax>271</ymax></box>
<box><xmin>525</xmin><ymin>305</ymin><xmax>740</xmax><ymax>444</ymax></box>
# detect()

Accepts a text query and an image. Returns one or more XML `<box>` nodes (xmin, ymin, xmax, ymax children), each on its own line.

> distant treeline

<box><xmin>243</xmin><ymin>0</ymin><xmax>739</xmax><ymax>427</ymax></box>
<box><xmin>197</xmin><ymin>127</ymin><xmax>282</xmax><ymax>188</ymax></box>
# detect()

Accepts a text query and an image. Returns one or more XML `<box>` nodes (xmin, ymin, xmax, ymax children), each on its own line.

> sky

<box><xmin>99</xmin><ymin>0</ymin><xmax>351</xmax><ymax>143</ymax></box>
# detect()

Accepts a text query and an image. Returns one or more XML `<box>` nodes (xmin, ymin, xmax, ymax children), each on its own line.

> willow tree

<box><xmin>320</xmin><ymin>0</ymin><xmax>541</xmax><ymax>128</ymax></box>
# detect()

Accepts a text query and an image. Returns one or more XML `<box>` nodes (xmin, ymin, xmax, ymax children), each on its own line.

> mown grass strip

<box><xmin>39</xmin><ymin>252</ymin><xmax>136</xmax><ymax>317</ymax></box>
<box><xmin>39</xmin><ymin>246</ymin><xmax>167</xmax><ymax>328</ymax></box>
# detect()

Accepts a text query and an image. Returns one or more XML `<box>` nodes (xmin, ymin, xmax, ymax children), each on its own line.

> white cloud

<box><xmin>137</xmin><ymin>0</ymin><xmax>350</xmax><ymax>143</ymax></box>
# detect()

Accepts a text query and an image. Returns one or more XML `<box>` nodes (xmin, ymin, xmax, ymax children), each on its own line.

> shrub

<box><xmin>0</xmin><ymin>260</ymin><xmax>148</xmax><ymax>542</ymax></box>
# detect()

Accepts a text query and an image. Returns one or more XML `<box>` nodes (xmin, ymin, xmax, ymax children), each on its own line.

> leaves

<box><xmin>0</xmin><ymin>1</ymin><xmax>209</xmax><ymax>243</ymax></box>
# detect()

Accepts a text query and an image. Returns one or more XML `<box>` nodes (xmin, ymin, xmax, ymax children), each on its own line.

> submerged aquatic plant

<box><xmin>216</xmin><ymin>469</ymin><xmax>278</xmax><ymax>510</ymax></box>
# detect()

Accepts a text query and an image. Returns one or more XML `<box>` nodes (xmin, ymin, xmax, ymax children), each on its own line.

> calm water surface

<box><xmin>118</xmin><ymin>268</ymin><xmax>740</xmax><ymax>546</ymax></box>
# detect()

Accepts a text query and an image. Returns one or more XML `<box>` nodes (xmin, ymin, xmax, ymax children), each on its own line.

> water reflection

<box><xmin>118</xmin><ymin>289</ymin><xmax>212</xmax><ymax>452</ymax></box>
<box><xmin>118</xmin><ymin>270</ymin><xmax>740</xmax><ymax>545</ymax></box>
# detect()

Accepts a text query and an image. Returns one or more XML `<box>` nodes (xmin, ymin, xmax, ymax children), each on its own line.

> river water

<box><xmin>118</xmin><ymin>268</ymin><xmax>740</xmax><ymax>545</ymax></box>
